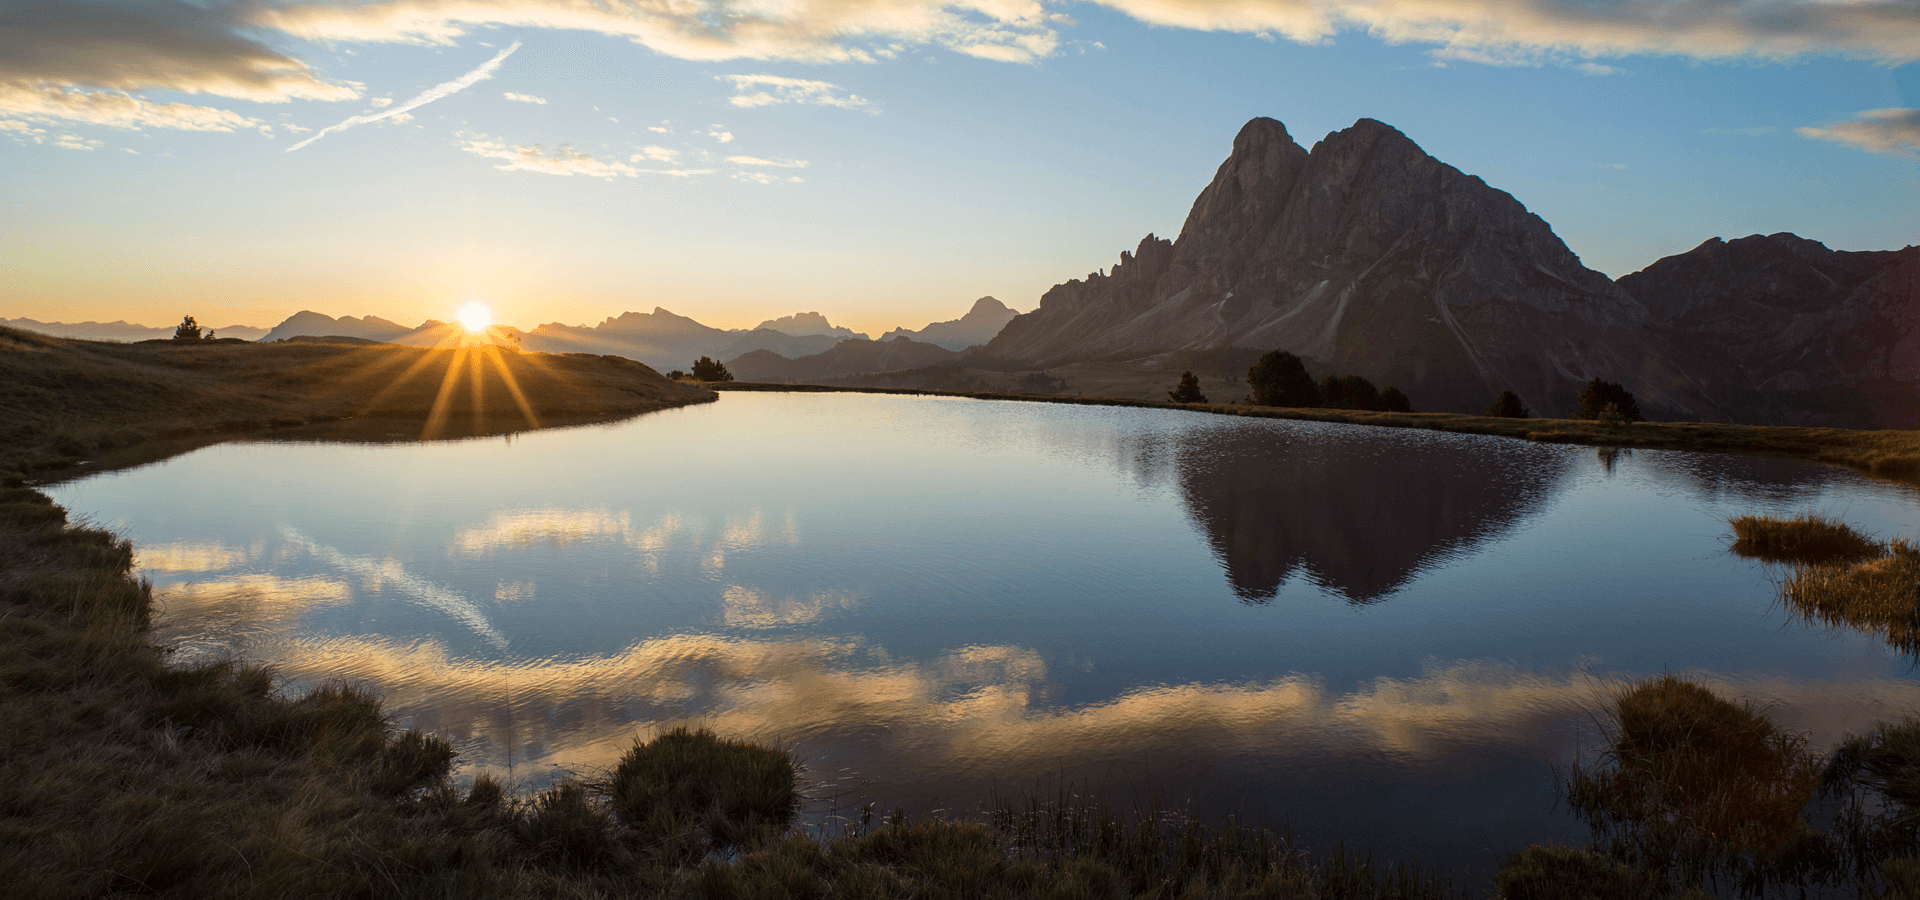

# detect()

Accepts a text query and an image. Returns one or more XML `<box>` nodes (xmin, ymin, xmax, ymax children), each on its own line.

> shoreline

<box><xmin>710</xmin><ymin>381</ymin><xmax>1920</xmax><ymax>487</ymax></box>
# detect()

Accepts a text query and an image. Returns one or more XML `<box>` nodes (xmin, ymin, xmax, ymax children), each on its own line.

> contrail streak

<box><xmin>288</xmin><ymin>41</ymin><xmax>521</xmax><ymax>152</ymax></box>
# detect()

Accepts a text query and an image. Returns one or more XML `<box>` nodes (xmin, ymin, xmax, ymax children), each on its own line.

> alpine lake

<box><xmin>45</xmin><ymin>392</ymin><xmax>1920</xmax><ymax>886</ymax></box>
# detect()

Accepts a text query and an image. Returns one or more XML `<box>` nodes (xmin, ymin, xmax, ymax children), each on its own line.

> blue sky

<box><xmin>3</xmin><ymin>0</ymin><xmax>1917</xmax><ymax>337</ymax></box>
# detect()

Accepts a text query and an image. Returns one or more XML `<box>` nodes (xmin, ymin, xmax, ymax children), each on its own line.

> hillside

<box><xmin>0</xmin><ymin>326</ymin><xmax>713</xmax><ymax>478</ymax></box>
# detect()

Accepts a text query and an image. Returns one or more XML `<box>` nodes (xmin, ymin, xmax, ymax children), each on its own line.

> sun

<box><xmin>457</xmin><ymin>301</ymin><xmax>492</xmax><ymax>333</ymax></box>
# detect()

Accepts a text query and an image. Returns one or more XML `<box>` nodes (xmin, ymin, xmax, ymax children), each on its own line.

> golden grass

<box><xmin>1729</xmin><ymin>513</ymin><xmax>1884</xmax><ymax>564</ymax></box>
<box><xmin>1567</xmin><ymin>675</ymin><xmax>1824</xmax><ymax>856</ymax></box>
<box><xmin>715</xmin><ymin>381</ymin><xmax>1920</xmax><ymax>487</ymax></box>
<box><xmin>1783</xmin><ymin>539</ymin><xmax>1920</xmax><ymax>655</ymax></box>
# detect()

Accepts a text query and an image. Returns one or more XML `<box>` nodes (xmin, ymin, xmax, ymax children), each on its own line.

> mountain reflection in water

<box><xmin>1167</xmin><ymin>425</ymin><xmax>1570</xmax><ymax>602</ymax></box>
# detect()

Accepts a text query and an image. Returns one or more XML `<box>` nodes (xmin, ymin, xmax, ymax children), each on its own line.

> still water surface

<box><xmin>47</xmin><ymin>393</ymin><xmax>1920</xmax><ymax>882</ymax></box>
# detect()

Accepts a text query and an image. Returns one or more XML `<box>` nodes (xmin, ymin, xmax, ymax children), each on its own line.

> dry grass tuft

<box><xmin>1568</xmin><ymin>675</ymin><xmax>1824</xmax><ymax>856</ymax></box>
<box><xmin>1730</xmin><ymin>513</ymin><xmax>1884</xmax><ymax>564</ymax></box>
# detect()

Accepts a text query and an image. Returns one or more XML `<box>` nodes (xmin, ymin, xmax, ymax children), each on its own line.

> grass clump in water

<box><xmin>1565</xmin><ymin>675</ymin><xmax>1829</xmax><ymax>890</ymax></box>
<box><xmin>1729</xmin><ymin>513</ymin><xmax>1883</xmax><ymax>564</ymax></box>
<box><xmin>1782</xmin><ymin>538</ymin><xmax>1920</xmax><ymax>655</ymax></box>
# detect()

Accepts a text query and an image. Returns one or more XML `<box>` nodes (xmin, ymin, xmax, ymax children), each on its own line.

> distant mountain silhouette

<box><xmin>752</xmin><ymin>311</ymin><xmax>867</xmax><ymax>341</ymax></box>
<box><xmin>719</xmin><ymin>329</ymin><xmax>845</xmax><ymax>361</ymax></box>
<box><xmin>727</xmin><ymin>336</ymin><xmax>959</xmax><ymax>383</ymax></box>
<box><xmin>881</xmin><ymin>297</ymin><xmax>1018</xmax><ymax>350</ymax></box>
<box><xmin>1169</xmin><ymin>425</ymin><xmax>1571</xmax><ymax>602</ymax></box>
<box><xmin>1617</xmin><ymin>233</ymin><xmax>1920</xmax><ymax>427</ymax></box>
<box><xmin>260</xmin><ymin>311</ymin><xmax>416</xmax><ymax>343</ymax></box>
<box><xmin>3</xmin><ymin>318</ymin><xmax>268</xmax><ymax>342</ymax></box>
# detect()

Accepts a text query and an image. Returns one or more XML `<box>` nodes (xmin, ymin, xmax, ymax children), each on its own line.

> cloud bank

<box><xmin>1799</xmin><ymin>108</ymin><xmax>1920</xmax><ymax>158</ymax></box>
<box><xmin>288</xmin><ymin>41</ymin><xmax>520</xmax><ymax>151</ymax></box>
<box><xmin>240</xmin><ymin>0</ymin><xmax>1920</xmax><ymax>68</ymax></box>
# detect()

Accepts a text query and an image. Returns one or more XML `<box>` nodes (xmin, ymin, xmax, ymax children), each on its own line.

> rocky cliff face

<box><xmin>1617</xmin><ymin>234</ymin><xmax>1920</xmax><ymax>427</ymax></box>
<box><xmin>979</xmin><ymin>118</ymin><xmax>1716</xmax><ymax>419</ymax></box>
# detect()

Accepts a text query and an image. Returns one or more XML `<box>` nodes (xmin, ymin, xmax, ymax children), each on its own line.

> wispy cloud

<box><xmin>503</xmin><ymin>91</ymin><xmax>546</xmax><ymax>104</ymax></box>
<box><xmin>1798</xmin><ymin>108</ymin><xmax>1920</xmax><ymax>158</ymax></box>
<box><xmin>462</xmin><ymin>139</ymin><xmax>636</xmax><ymax>177</ymax></box>
<box><xmin>722</xmin><ymin>74</ymin><xmax>871</xmax><ymax>110</ymax></box>
<box><xmin>704</xmin><ymin>126</ymin><xmax>734</xmax><ymax>143</ymax></box>
<box><xmin>727</xmin><ymin>154</ymin><xmax>807</xmax><ymax>168</ymax></box>
<box><xmin>0</xmin><ymin>82</ymin><xmax>259</xmax><ymax>131</ymax></box>
<box><xmin>288</xmin><ymin>41</ymin><xmax>520</xmax><ymax>152</ymax></box>
<box><xmin>464</xmin><ymin>138</ymin><xmax>717</xmax><ymax>178</ymax></box>
<box><xmin>734</xmin><ymin>170</ymin><xmax>802</xmax><ymax>184</ymax></box>
<box><xmin>633</xmin><ymin>145</ymin><xmax>679</xmax><ymax>162</ymax></box>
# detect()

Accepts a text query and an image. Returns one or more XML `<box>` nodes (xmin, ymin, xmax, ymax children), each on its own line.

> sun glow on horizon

<box><xmin>457</xmin><ymin>302</ymin><xmax>493</xmax><ymax>333</ymax></box>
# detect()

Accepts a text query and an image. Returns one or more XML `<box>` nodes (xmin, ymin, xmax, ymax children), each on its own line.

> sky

<box><xmin>2</xmin><ymin>0</ymin><xmax>1918</xmax><ymax>339</ymax></box>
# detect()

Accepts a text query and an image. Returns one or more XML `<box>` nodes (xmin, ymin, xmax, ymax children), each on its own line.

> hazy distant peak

<box><xmin>261</xmin><ymin>311</ymin><xmax>414</xmax><ymax>343</ymax></box>
<box><xmin>879</xmin><ymin>295</ymin><xmax>1019</xmax><ymax>350</ymax></box>
<box><xmin>752</xmin><ymin>310</ymin><xmax>866</xmax><ymax>340</ymax></box>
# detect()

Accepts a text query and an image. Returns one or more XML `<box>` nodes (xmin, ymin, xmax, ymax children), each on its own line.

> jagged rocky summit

<box><xmin>977</xmin><ymin>117</ymin><xmax>1916</xmax><ymax>425</ymax></box>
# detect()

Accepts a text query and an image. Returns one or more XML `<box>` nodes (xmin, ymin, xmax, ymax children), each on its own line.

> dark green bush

<box><xmin>1318</xmin><ymin>374</ymin><xmax>1381</xmax><ymax>410</ymax></box>
<box><xmin>1246</xmin><ymin>351</ymin><xmax>1318</xmax><ymax>407</ymax></box>
<box><xmin>1487</xmin><ymin>390</ymin><xmax>1530</xmax><ymax>419</ymax></box>
<box><xmin>1379</xmin><ymin>385</ymin><xmax>1412</xmax><ymax>412</ymax></box>
<box><xmin>1575</xmin><ymin>378</ymin><xmax>1643</xmax><ymax>422</ymax></box>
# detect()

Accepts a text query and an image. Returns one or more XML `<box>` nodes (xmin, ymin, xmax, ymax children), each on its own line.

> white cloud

<box><xmin>634</xmin><ymin>145</ymin><xmax>679</xmax><ymax>162</ymax></box>
<box><xmin>721</xmin><ymin>74</ymin><xmax>872</xmax><ymax>110</ymax></box>
<box><xmin>52</xmin><ymin>132</ymin><xmax>102</xmax><ymax>151</ymax></box>
<box><xmin>1798</xmin><ymin>108</ymin><xmax>1920</xmax><ymax>158</ymax></box>
<box><xmin>0</xmin><ymin>82</ymin><xmax>259</xmax><ymax>131</ymax></box>
<box><xmin>733</xmin><ymin>170</ymin><xmax>803</xmax><ymax>184</ymax></box>
<box><xmin>370</xmin><ymin>96</ymin><xmax>394</xmax><ymax>108</ymax></box>
<box><xmin>288</xmin><ymin>41</ymin><xmax>519</xmax><ymax>151</ymax></box>
<box><xmin>727</xmin><ymin>154</ymin><xmax>808</xmax><ymax>168</ymax></box>
<box><xmin>461</xmin><ymin>139</ymin><xmax>639</xmax><ymax>178</ymax></box>
<box><xmin>705</xmin><ymin>127</ymin><xmax>734</xmax><ymax>143</ymax></box>
<box><xmin>503</xmin><ymin>91</ymin><xmax>547</xmax><ymax>104</ymax></box>
<box><xmin>1575</xmin><ymin>62</ymin><xmax>1619</xmax><ymax>75</ymax></box>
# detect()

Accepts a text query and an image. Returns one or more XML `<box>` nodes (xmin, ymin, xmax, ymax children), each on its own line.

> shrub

<box><xmin>1566</xmin><ymin>675</ymin><xmax>1824</xmax><ymax>855</ymax></box>
<box><xmin>690</xmin><ymin>357</ymin><xmax>734</xmax><ymax>382</ymax></box>
<box><xmin>1379</xmin><ymin>385</ymin><xmax>1412</xmax><ymax>412</ymax></box>
<box><xmin>666</xmin><ymin>369</ymin><xmax>687</xmax><ymax>380</ymax></box>
<box><xmin>1317</xmin><ymin>374</ymin><xmax>1381</xmax><ymax>410</ymax></box>
<box><xmin>607</xmin><ymin>727</ymin><xmax>799</xmax><ymax>852</ymax></box>
<box><xmin>1487</xmin><ymin>390</ymin><xmax>1530</xmax><ymax>419</ymax></box>
<box><xmin>1245</xmin><ymin>350</ymin><xmax>1318</xmax><ymax>407</ymax></box>
<box><xmin>1575</xmin><ymin>378</ymin><xmax>1643</xmax><ymax>422</ymax></box>
<box><xmin>1494</xmin><ymin>844</ymin><xmax>1670</xmax><ymax>900</ymax></box>
<box><xmin>172</xmin><ymin>315</ymin><xmax>203</xmax><ymax>342</ymax></box>
<box><xmin>1167</xmin><ymin>370</ymin><xmax>1207</xmax><ymax>404</ymax></box>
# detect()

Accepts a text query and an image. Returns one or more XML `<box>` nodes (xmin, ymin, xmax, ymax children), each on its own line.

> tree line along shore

<box><xmin>4</xmin><ymin>329</ymin><xmax>1919</xmax><ymax>898</ymax></box>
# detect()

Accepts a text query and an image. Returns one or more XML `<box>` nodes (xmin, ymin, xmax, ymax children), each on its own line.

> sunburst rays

<box><xmin>297</xmin><ymin>324</ymin><xmax>571</xmax><ymax>441</ymax></box>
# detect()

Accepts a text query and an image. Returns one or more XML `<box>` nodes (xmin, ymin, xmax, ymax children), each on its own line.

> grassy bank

<box><xmin>1731</xmin><ymin>513</ymin><xmax>1920</xmax><ymax>657</ymax></box>
<box><xmin>0</xmin><ymin>325</ymin><xmax>714</xmax><ymax>483</ymax></box>
<box><xmin>711</xmin><ymin>382</ymin><xmax>1920</xmax><ymax>487</ymax></box>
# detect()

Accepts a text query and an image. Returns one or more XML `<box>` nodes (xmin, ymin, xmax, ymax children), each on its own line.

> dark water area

<box><xmin>47</xmin><ymin>393</ymin><xmax>1920</xmax><ymax>888</ymax></box>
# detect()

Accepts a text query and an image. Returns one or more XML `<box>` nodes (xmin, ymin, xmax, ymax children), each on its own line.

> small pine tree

<box><xmin>1486</xmin><ymin>390</ymin><xmax>1530</xmax><ymax>419</ymax></box>
<box><xmin>1246</xmin><ymin>350</ymin><xmax>1319</xmax><ymax>407</ymax></box>
<box><xmin>172</xmin><ymin>315</ymin><xmax>203</xmax><ymax>342</ymax></box>
<box><xmin>1575</xmin><ymin>378</ymin><xmax>1642</xmax><ymax>422</ymax></box>
<box><xmin>666</xmin><ymin>369</ymin><xmax>687</xmax><ymax>380</ymax></box>
<box><xmin>1168</xmin><ymin>370</ymin><xmax>1208</xmax><ymax>404</ymax></box>
<box><xmin>690</xmin><ymin>357</ymin><xmax>734</xmax><ymax>382</ymax></box>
